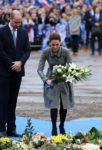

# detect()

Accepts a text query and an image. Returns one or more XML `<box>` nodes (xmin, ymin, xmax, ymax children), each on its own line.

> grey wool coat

<box><xmin>69</xmin><ymin>15</ymin><xmax>81</xmax><ymax>35</ymax></box>
<box><xmin>37</xmin><ymin>47</ymin><xmax>74</xmax><ymax>109</ymax></box>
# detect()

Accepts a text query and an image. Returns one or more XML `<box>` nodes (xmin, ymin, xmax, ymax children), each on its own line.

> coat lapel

<box><xmin>6</xmin><ymin>25</ymin><xmax>16</xmax><ymax>48</ymax></box>
<box><xmin>6</xmin><ymin>25</ymin><xmax>14</xmax><ymax>44</ymax></box>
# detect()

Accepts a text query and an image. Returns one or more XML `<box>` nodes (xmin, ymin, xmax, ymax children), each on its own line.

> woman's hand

<box><xmin>72</xmin><ymin>29</ymin><xmax>77</xmax><ymax>32</ymax></box>
<box><xmin>46</xmin><ymin>80</ymin><xmax>56</xmax><ymax>86</ymax></box>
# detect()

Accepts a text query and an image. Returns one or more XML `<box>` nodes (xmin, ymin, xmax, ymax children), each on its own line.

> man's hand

<box><xmin>95</xmin><ymin>23</ymin><xmax>99</xmax><ymax>26</ymax></box>
<box><xmin>11</xmin><ymin>61</ymin><xmax>22</xmax><ymax>72</ymax></box>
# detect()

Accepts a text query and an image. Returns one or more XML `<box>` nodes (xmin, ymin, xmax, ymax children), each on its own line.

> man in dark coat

<box><xmin>0</xmin><ymin>10</ymin><xmax>30</xmax><ymax>137</ymax></box>
<box><xmin>0</xmin><ymin>8</ymin><xmax>4</xmax><ymax>25</ymax></box>
<box><xmin>91</xmin><ymin>7</ymin><xmax>102</xmax><ymax>55</ymax></box>
<box><xmin>84</xmin><ymin>6</ymin><xmax>92</xmax><ymax>48</ymax></box>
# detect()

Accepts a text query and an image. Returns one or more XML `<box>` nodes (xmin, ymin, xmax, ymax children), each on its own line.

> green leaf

<box><xmin>23</xmin><ymin>119</ymin><xmax>34</xmax><ymax>142</ymax></box>
<box><xmin>74</xmin><ymin>132</ymin><xmax>84</xmax><ymax>139</ymax></box>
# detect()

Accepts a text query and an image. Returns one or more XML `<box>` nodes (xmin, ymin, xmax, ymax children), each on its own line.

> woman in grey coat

<box><xmin>69</xmin><ymin>8</ymin><xmax>81</xmax><ymax>55</ymax></box>
<box><xmin>37</xmin><ymin>32</ymin><xmax>74</xmax><ymax>136</ymax></box>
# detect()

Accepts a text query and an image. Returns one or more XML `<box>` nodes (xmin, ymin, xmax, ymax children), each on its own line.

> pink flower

<box><xmin>81</xmin><ymin>137</ymin><xmax>88</xmax><ymax>143</ymax></box>
<box><xmin>73</xmin><ymin>143</ymin><xmax>80</xmax><ymax>148</ymax></box>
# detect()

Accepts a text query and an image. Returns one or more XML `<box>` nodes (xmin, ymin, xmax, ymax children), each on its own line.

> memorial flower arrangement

<box><xmin>1</xmin><ymin>120</ymin><xmax>102</xmax><ymax>150</ymax></box>
<box><xmin>0</xmin><ymin>137</ymin><xmax>12</xmax><ymax>149</ymax></box>
<box><xmin>52</xmin><ymin>63</ymin><xmax>92</xmax><ymax>83</ymax></box>
<box><xmin>51</xmin><ymin>134</ymin><xmax>73</xmax><ymax>143</ymax></box>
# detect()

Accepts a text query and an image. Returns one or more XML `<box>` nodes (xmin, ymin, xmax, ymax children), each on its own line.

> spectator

<box><xmin>2</xmin><ymin>13</ymin><xmax>10</xmax><ymax>25</ymax></box>
<box><xmin>69</xmin><ymin>8</ymin><xmax>81</xmax><ymax>55</ymax></box>
<box><xmin>91</xmin><ymin>6</ymin><xmax>102</xmax><ymax>55</ymax></box>
<box><xmin>84</xmin><ymin>5</ymin><xmax>92</xmax><ymax>48</ymax></box>
<box><xmin>22</xmin><ymin>13</ymin><xmax>34</xmax><ymax>26</ymax></box>
<box><xmin>0</xmin><ymin>8</ymin><xmax>4</xmax><ymax>25</ymax></box>
<box><xmin>45</xmin><ymin>12</ymin><xmax>59</xmax><ymax>26</ymax></box>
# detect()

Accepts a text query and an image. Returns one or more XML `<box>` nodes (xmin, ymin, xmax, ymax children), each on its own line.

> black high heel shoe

<box><xmin>59</xmin><ymin>125</ymin><xmax>66</xmax><ymax>135</ymax></box>
<box><xmin>52</xmin><ymin>127</ymin><xmax>57</xmax><ymax>136</ymax></box>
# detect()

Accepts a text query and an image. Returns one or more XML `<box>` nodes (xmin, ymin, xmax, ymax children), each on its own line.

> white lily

<box><xmin>65</xmin><ymin>75</ymin><xmax>73</xmax><ymax>83</ymax></box>
<box><xmin>69</xmin><ymin>63</ymin><xmax>77</xmax><ymax>69</ymax></box>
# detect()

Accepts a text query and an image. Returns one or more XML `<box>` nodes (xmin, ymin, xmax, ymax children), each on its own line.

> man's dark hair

<box><xmin>49</xmin><ymin>32</ymin><xmax>61</xmax><ymax>42</ymax></box>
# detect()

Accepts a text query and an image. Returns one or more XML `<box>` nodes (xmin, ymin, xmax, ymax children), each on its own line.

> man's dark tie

<box><xmin>12</xmin><ymin>29</ymin><xmax>16</xmax><ymax>47</ymax></box>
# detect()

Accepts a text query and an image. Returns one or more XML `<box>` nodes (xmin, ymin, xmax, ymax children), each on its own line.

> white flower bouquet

<box><xmin>81</xmin><ymin>143</ymin><xmax>100</xmax><ymax>150</ymax></box>
<box><xmin>52</xmin><ymin>63</ymin><xmax>92</xmax><ymax>83</ymax></box>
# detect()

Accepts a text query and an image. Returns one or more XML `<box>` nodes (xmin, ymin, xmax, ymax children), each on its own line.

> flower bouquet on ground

<box><xmin>46</xmin><ymin>63</ymin><xmax>92</xmax><ymax>88</ymax></box>
<box><xmin>1</xmin><ymin>120</ymin><xmax>102</xmax><ymax>150</ymax></box>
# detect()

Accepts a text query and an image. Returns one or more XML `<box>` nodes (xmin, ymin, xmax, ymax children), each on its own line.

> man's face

<box><xmin>10</xmin><ymin>15</ymin><xmax>22</xmax><ymax>29</ymax></box>
<box><xmin>50</xmin><ymin>40</ymin><xmax>61</xmax><ymax>54</ymax></box>
<box><xmin>95</xmin><ymin>7</ymin><xmax>100</xmax><ymax>14</ymax></box>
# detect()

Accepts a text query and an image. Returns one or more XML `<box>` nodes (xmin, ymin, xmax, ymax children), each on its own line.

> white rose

<box><xmin>81</xmin><ymin>143</ymin><xmax>100</xmax><ymax>150</ymax></box>
<box><xmin>62</xmin><ymin>74</ymin><xmax>66</xmax><ymax>78</ymax></box>
<box><xmin>57</xmin><ymin>68</ymin><xmax>62</xmax><ymax>73</ymax></box>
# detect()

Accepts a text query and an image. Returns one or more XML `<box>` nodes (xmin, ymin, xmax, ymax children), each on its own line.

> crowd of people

<box><xmin>0</xmin><ymin>0</ymin><xmax>102</xmax><ymax>54</ymax></box>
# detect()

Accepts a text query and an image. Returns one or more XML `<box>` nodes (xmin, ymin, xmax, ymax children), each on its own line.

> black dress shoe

<box><xmin>7</xmin><ymin>130</ymin><xmax>22</xmax><ymax>137</ymax></box>
<box><xmin>0</xmin><ymin>131</ymin><xmax>7</xmax><ymax>137</ymax></box>
<box><xmin>59</xmin><ymin>125</ymin><xmax>66</xmax><ymax>135</ymax></box>
<box><xmin>52</xmin><ymin>128</ymin><xmax>57</xmax><ymax>136</ymax></box>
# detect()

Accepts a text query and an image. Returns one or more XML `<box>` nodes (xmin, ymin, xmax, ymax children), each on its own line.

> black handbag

<box><xmin>91</xmin><ymin>26</ymin><xmax>101</xmax><ymax>36</ymax></box>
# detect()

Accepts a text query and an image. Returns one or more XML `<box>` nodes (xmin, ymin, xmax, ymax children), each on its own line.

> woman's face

<box><xmin>50</xmin><ymin>40</ymin><xmax>61</xmax><ymax>54</ymax></box>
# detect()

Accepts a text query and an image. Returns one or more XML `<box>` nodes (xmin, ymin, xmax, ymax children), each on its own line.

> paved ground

<box><xmin>16</xmin><ymin>48</ymin><xmax>102</xmax><ymax>121</ymax></box>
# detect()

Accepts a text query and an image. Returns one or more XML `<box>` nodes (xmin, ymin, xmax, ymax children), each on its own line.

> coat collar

<box><xmin>50</xmin><ymin>47</ymin><xmax>62</xmax><ymax>58</ymax></box>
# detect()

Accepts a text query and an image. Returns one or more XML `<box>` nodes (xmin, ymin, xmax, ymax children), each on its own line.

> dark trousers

<box><xmin>0</xmin><ymin>73</ymin><xmax>21</xmax><ymax>132</ymax></box>
<box><xmin>91</xmin><ymin>34</ymin><xmax>102</xmax><ymax>55</ymax></box>
<box><xmin>85</xmin><ymin>30</ymin><xmax>91</xmax><ymax>46</ymax></box>
<box><xmin>71</xmin><ymin>35</ymin><xmax>79</xmax><ymax>53</ymax></box>
<box><xmin>50</xmin><ymin>100</ymin><xmax>67</xmax><ymax>130</ymax></box>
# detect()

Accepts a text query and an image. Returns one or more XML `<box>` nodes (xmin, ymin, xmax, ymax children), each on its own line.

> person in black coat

<box><xmin>0</xmin><ymin>8</ymin><xmax>4</xmax><ymax>25</ymax></box>
<box><xmin>0</xmin><ymin>10</ymin><xmax>30</xmax><ymax>137</ymax></box>
<box><xmin>91</xmin><ymin>7</ymin><xmax>102</xmax><ymax>55</ymax></box>
<box><xmin>84</xmin><ymin>6</ymin><xmax>92</xmax><ymax>47</ymax></box>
